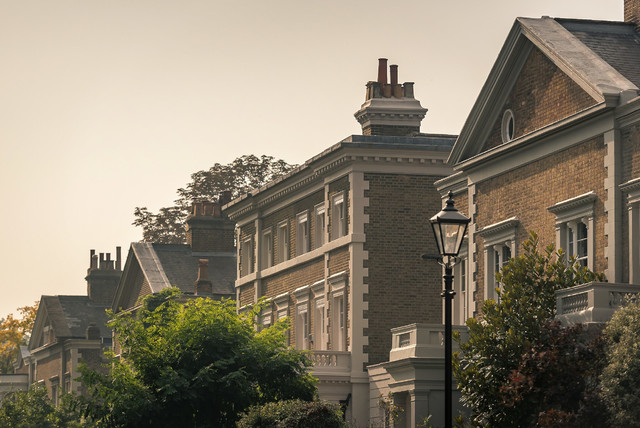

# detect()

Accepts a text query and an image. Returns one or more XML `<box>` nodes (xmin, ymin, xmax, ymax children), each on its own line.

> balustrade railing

<box><xmin>309</xmin><ymin>350</ymin><xmax>351</xmax><ymax>374</ymax></box>
<box><xmin>556</xmin><ymin>282</ymin><xmax>640</xmax><ymax>324</ymax></box>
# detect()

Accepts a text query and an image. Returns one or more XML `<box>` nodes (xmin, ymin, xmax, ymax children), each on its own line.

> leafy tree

<box><xmin>133</xmin><ymin>154</ymin><xmax>295</xmax><ymax>243</ymax></box>
<box><xmin>500</xmin><ymin>321</ymin><xmax>607</xmax><ymax>427</ymax></box>
<box><xmin>0</xmin><ymin>384</ymin><xmax>88</xmax><ymax>428</ymax></box>
<box><xmin>0</xmin><ymin>302</ymin><xmax>38</xmax><ymax>373</ymax></box>
<box><xmin>80</xmin><ymin>288</ymin><xmax>316</xmax><ymax>427</ymax></box>
<box><xmin>600</xmin><ymin>299</ymin><xmax>640</xmax><ymax>427</ymax></box>
<box><xmin>454</xmin><ymin>232</ymin><xmax>603</xmax><ymax>427</ymax></box>
<box><xmin>237</xmin><ymin>399</ymin><xmax>346</xmax><ymax>428</ymax></box>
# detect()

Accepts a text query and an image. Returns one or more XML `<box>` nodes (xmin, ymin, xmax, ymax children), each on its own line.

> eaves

<box><xmin>454</xmin><ymin>102</ymin><xmax>613</xmax><ymax>183</ymax></box>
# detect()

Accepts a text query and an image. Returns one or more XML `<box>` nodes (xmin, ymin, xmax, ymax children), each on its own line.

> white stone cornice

<box><xmin>547</xmin><ymin>191</ymin><xmax>597</xmax><ymax>221</ymax></box>
<box><xmin>476</xmin><ymin>217</ymin><xmax>519</xmax><ymax>239</ymax></box>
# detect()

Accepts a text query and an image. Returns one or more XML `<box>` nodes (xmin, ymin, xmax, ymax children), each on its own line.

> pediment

<box><xmin>449</xmin><ymin>17</ymin><xmax>638</xmax><ymax>167</ymax></box>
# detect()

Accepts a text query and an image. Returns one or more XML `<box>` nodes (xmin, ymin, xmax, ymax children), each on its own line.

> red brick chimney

<box><xmin>186</xmin><ymin>193</ymin><xmax>235</xmax><ymax>253</ymax></box>
<box><xmin>625</xmin><ymin>0</ymin><xmax>640</xmax><ymax>28</ymax></box>
<box><xmin>354</xmin><ymin>58</ymin><xmax>428</xmax><ymax>136</ymax></box>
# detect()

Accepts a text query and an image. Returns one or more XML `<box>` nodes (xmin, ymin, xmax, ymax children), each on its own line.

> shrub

<box><xmin>237</xmin><ymin>399</ymin><xmax>346</xmax><ymax>428</ymax></box>
<box><xmin>601</xmin><ymin>299</ymin><xmax>640</xmax><ymax>427</ymax></box>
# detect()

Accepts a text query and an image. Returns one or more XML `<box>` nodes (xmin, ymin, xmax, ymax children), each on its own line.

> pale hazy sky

<box><xmin>0</xmin><ymin>1</ymin><xmax>622</xmax><ymax>317</ymax></box>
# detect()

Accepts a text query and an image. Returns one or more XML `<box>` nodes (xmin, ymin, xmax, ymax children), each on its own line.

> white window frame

<box><xmin>329</xmin><ymin>271</ymin><xmax>347</xmax><ymax>351</ymax></box>
<box><xmin>274</xmin><ymin>292</ymin><xmax>290</xmax><ymax>345</ymax></box>
<box><xmin>311</xmin><ymin>279</ymin><xmax>326</xmax><ymax>350</ymax></box>
<box><xmin>240</xmin><ymin>237</ymin><xmax>254</xmax><ymax>277</ymax></box>
<box><xmin>296</xmin><ymin>211</ymin><xmax>309</xmax><ymax>256</ymax></box>
<box><xmin>453</xmin><ymin>241</ymin><xmax>468</xmax><ymax>325</ymax></box>
<box><xmin>293</xmin><ymin>285</ymin><xmax>311</xmax><ymax>350</ymax></box>
<box><xmin>548</xmin><ymin>192</ymin><xmax>596</xmax><ymax>271</ymax></box>
<box><xmin>621</xmin><ymin>178</ymin><xmax>640</xmax><ymax>283</ymax></box>
<box><xmin>260</xmin><ymin>228</ymin><xmax>273</xmax><ymax>270</ymax></box>
<box><xmin>501</xmin><ymin>109</ymin><xmax>515</xmax><ymax>143</ymax></box>
<box><xmin>476</xmin><ymin>217</ymin><xmax>518</xmax><ymax>302</ymax></box>
<box><xmin>277</xmin><ymin>220</ymin><xmax>289</xmax><ymax>263</ymax></box>
<box><xmin>331</xmin><ymin>192</ymin><xmax>347</xmax><ymax>240</ymax></box>
<box><xmin>314</xmin><ymin>203</ymin><xmax>326</xmax><ymax>249</ymax></box>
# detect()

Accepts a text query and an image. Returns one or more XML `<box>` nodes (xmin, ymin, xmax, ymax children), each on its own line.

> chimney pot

<box><xmin>377</xmin><ymin>58</ymin><xmax>388</xmax><ymax>84</ymax></box>
<box><xmin>390</xmin><ymin>64</ymin><xmax>398</xmax><ymax>86</ymax></box>
<box><xmin>116</xmin><ymin>246</ymin><xmax>122</xmax><ymax>271</ymax></box>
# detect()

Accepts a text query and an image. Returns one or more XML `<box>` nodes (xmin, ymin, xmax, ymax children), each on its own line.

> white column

<box><xmin>604</xmin><ymin>128</ymin><xmax>622</xmax><ymax>282</ymax></box>
<box><xmin>630</xmin><ymin>204</ymin><xmax>640</xmax><ymax>284</ymax></box>
<box><xmin>583</xmin><ymin>216</ymin><xmax>595</xmax><ymax>271</ymax></box>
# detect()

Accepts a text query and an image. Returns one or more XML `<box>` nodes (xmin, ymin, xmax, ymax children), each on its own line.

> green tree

<box><xmin>0</xmin><ymin>384</ymin><xmax>87</xmax><ymax>428</ymax></box>
<box><xmin>600</xmin><ymin>299</ymin><xmax>640</xmax><ymax>427</ymax></box>
<box><xmin>80</xmin><ymin>289</ymin><xmax>316</xmax><ymax>427</ymax></box>
<box><xmin>454</xmin><ymin>232</ymin><xmax>603</xmax><ymax>427</ymax></box>
<box><xmin>0</xmin><ymin>302</ymin><xmax>38</xmax><ymax>373</ymax></box>
<box><xmin>500</xmin><ymin>321</ymin><xmax>607</xmax><ymax>427</ymax></box>
<box><xmin>133</xmin><ymin>154</ymin><xmax>295</xmax><ymax>243</ymax></box>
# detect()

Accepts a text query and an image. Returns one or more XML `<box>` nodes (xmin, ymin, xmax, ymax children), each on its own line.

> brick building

<box><xmin>436</xmin><ymin>0</ymin><xmax>640</xmax><ymax>323</ymax></box>
<box><xmin>223</xmin><ymin>60</ymin><xmax>455</xmax><ymax>426</ymax></box>
<box><xmin>16</xmin><ymin>248</ymin><xmax>121</xmax><ymax>401</ymax></box>
<box><xmin>112</xmin><ymin>197</ymin><xmax>236</xmax><ymax>320</ymax></box>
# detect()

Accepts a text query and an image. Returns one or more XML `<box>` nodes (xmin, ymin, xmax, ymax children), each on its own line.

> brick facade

<box><xmin>482</xmin><ymin>46</ymin><xmax>596</xmax><ymax>153</ymax></box>
<box><xmin>364</xmin><ymin>173</ymin><xmax>444</xmax><ymax>364</ymax></box>
<box><xmin>474</xmin><ymin>136</ymin><xmax>606</xmax><ymax>304</ymax></box>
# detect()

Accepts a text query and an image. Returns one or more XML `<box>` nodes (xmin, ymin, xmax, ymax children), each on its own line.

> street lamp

<box><xmin>429</xmin><ymin>191</ymin><xmax>470</xmax><ymax>428</ymax></box>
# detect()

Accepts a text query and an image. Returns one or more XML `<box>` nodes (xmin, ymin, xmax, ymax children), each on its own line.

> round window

<box><xmin>501</xmin><ymin>109</ymin><xmax>515</xmax><ymax>143</ymax></box>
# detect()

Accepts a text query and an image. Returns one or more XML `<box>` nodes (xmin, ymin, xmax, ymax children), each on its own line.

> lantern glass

<box><xmin>429</xmin><ymin>192</ymin><xmax>470</xmax><ymax>258</ymax></box>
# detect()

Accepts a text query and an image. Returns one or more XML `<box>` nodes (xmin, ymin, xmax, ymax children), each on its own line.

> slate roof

<box><xmin>131</xmin><ymin>242</ymin><xmax>236</xmax><ymax>296</ymax></box>
<box><xmin>40</xmin><ymin>295</ymin><xmax>111</xmax><ymax>340</ymax></box>
<box><xmin>559</xmin><ymin>19</ymin><xmax>640</xmax><ymax>88</ymax></box>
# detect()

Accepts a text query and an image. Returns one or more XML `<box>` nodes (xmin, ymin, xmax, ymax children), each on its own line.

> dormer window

<box><xmin>501</xmin><ymin>109</ymin><xmax>515</xmax><ymax>143</ymax></box>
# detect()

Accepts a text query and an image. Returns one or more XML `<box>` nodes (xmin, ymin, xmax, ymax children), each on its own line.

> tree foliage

<box><xmin>80</xmin><ymin>289</ymin><xmax>316</xmax><ymax>427</ymax></box>
<box><xmin>0</xmin><ymin>384</ymin><xmax>87</xmax><ymax>428</ymax></box>
<box><xmin>0</xmin><ymin>302</ymin><xmax>38</xmax><ymax>373</ymax></box>
<box><xmin>600</xmin><ymin>299</ymin><xmax>640</xmax><ymax>427</ymax></box>
<box><xmin>133</xmin><ymin>154</ymin><xmax>295</xmax><ymax>243</ymax></box>
<box><xmin>237</xmin><ymin>399</ymin><xmax>346</xmax><ymax>428</ymax></box>
<box><xmin>454</xmin><ymin>232</ymin><xmax>603</xmax><ymax>427</ymax></box>
<box><xmin>500</xmin><ymin>321</ymin><xmax>607</xmax><ymax>427</ymax></box>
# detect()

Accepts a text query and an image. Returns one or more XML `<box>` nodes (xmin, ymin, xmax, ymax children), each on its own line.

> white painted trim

<box><xmin>603</xmin><ymin>129</ymin><xmax>622</xmax><ymax>282</ymax></box>
<box><xmin>468</xmin><ymin>184</ymin><xmax>477</xmax><ymax>316</ymax></box>
<box><xmin>348</xmin><ymin>171</ymin><xmax>369</xmax><ymax>376</ymax></box>
<box><xmin>548</xmin><ymin>193</ymin><xmax>596</xmax><ymax>270</ymax></box>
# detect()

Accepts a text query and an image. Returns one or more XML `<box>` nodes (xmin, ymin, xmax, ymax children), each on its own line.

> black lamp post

<box><xmin>429</xmin><ymin>191</ymin><xmax>470</xmax><ymax>428</ymax></box>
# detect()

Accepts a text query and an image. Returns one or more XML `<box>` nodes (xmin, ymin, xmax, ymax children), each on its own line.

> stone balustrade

<box><xmin>556</xmin><ymin>281</ymin><xmax>640</xmax><ymax>324</ymax></box>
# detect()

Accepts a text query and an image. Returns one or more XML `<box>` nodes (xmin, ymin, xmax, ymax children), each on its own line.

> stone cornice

<box><xmin>226</xmin><ymin>151</ymin><xmax>449</xmax><ymax>221</ymax></box>
<box><xmin>547</xmin><ymin>191</ymin><xmax>597</xmax><ymax>215</ymax></box>
<box><xmin>476</xmin><ymin>217</ymin><xmax>519</xmax><ymax>239</ymax></box>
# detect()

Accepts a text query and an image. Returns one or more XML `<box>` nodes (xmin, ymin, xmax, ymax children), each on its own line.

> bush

<box><xmin>601</xmin><ymin>300</ymin><xmax>640</xmax><ymax>427</ymax></box>
<box><xmin>237</xmin><ymin>399</ymin><xmax>346</xmax><ymax>428</ymax></box>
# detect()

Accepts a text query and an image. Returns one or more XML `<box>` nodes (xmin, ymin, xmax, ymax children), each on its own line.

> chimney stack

<box><xmin>194</xmin><ymin>259</ymin><xmax>213</xmax><ymax>295</ymax></box>
<box><xmin>186</xmin><ymin>198</ymin><xmax>235</xmax><ymax>253</ymax></box>
<box><xmin>86</xmin><ymin>246</ymin><xmax>122</xmax><ymax>305</ymax></box>
<box><xmin>355</xmin><ymin>58</ymin><xmax>428</xmax><ymax>136</ymax></box>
